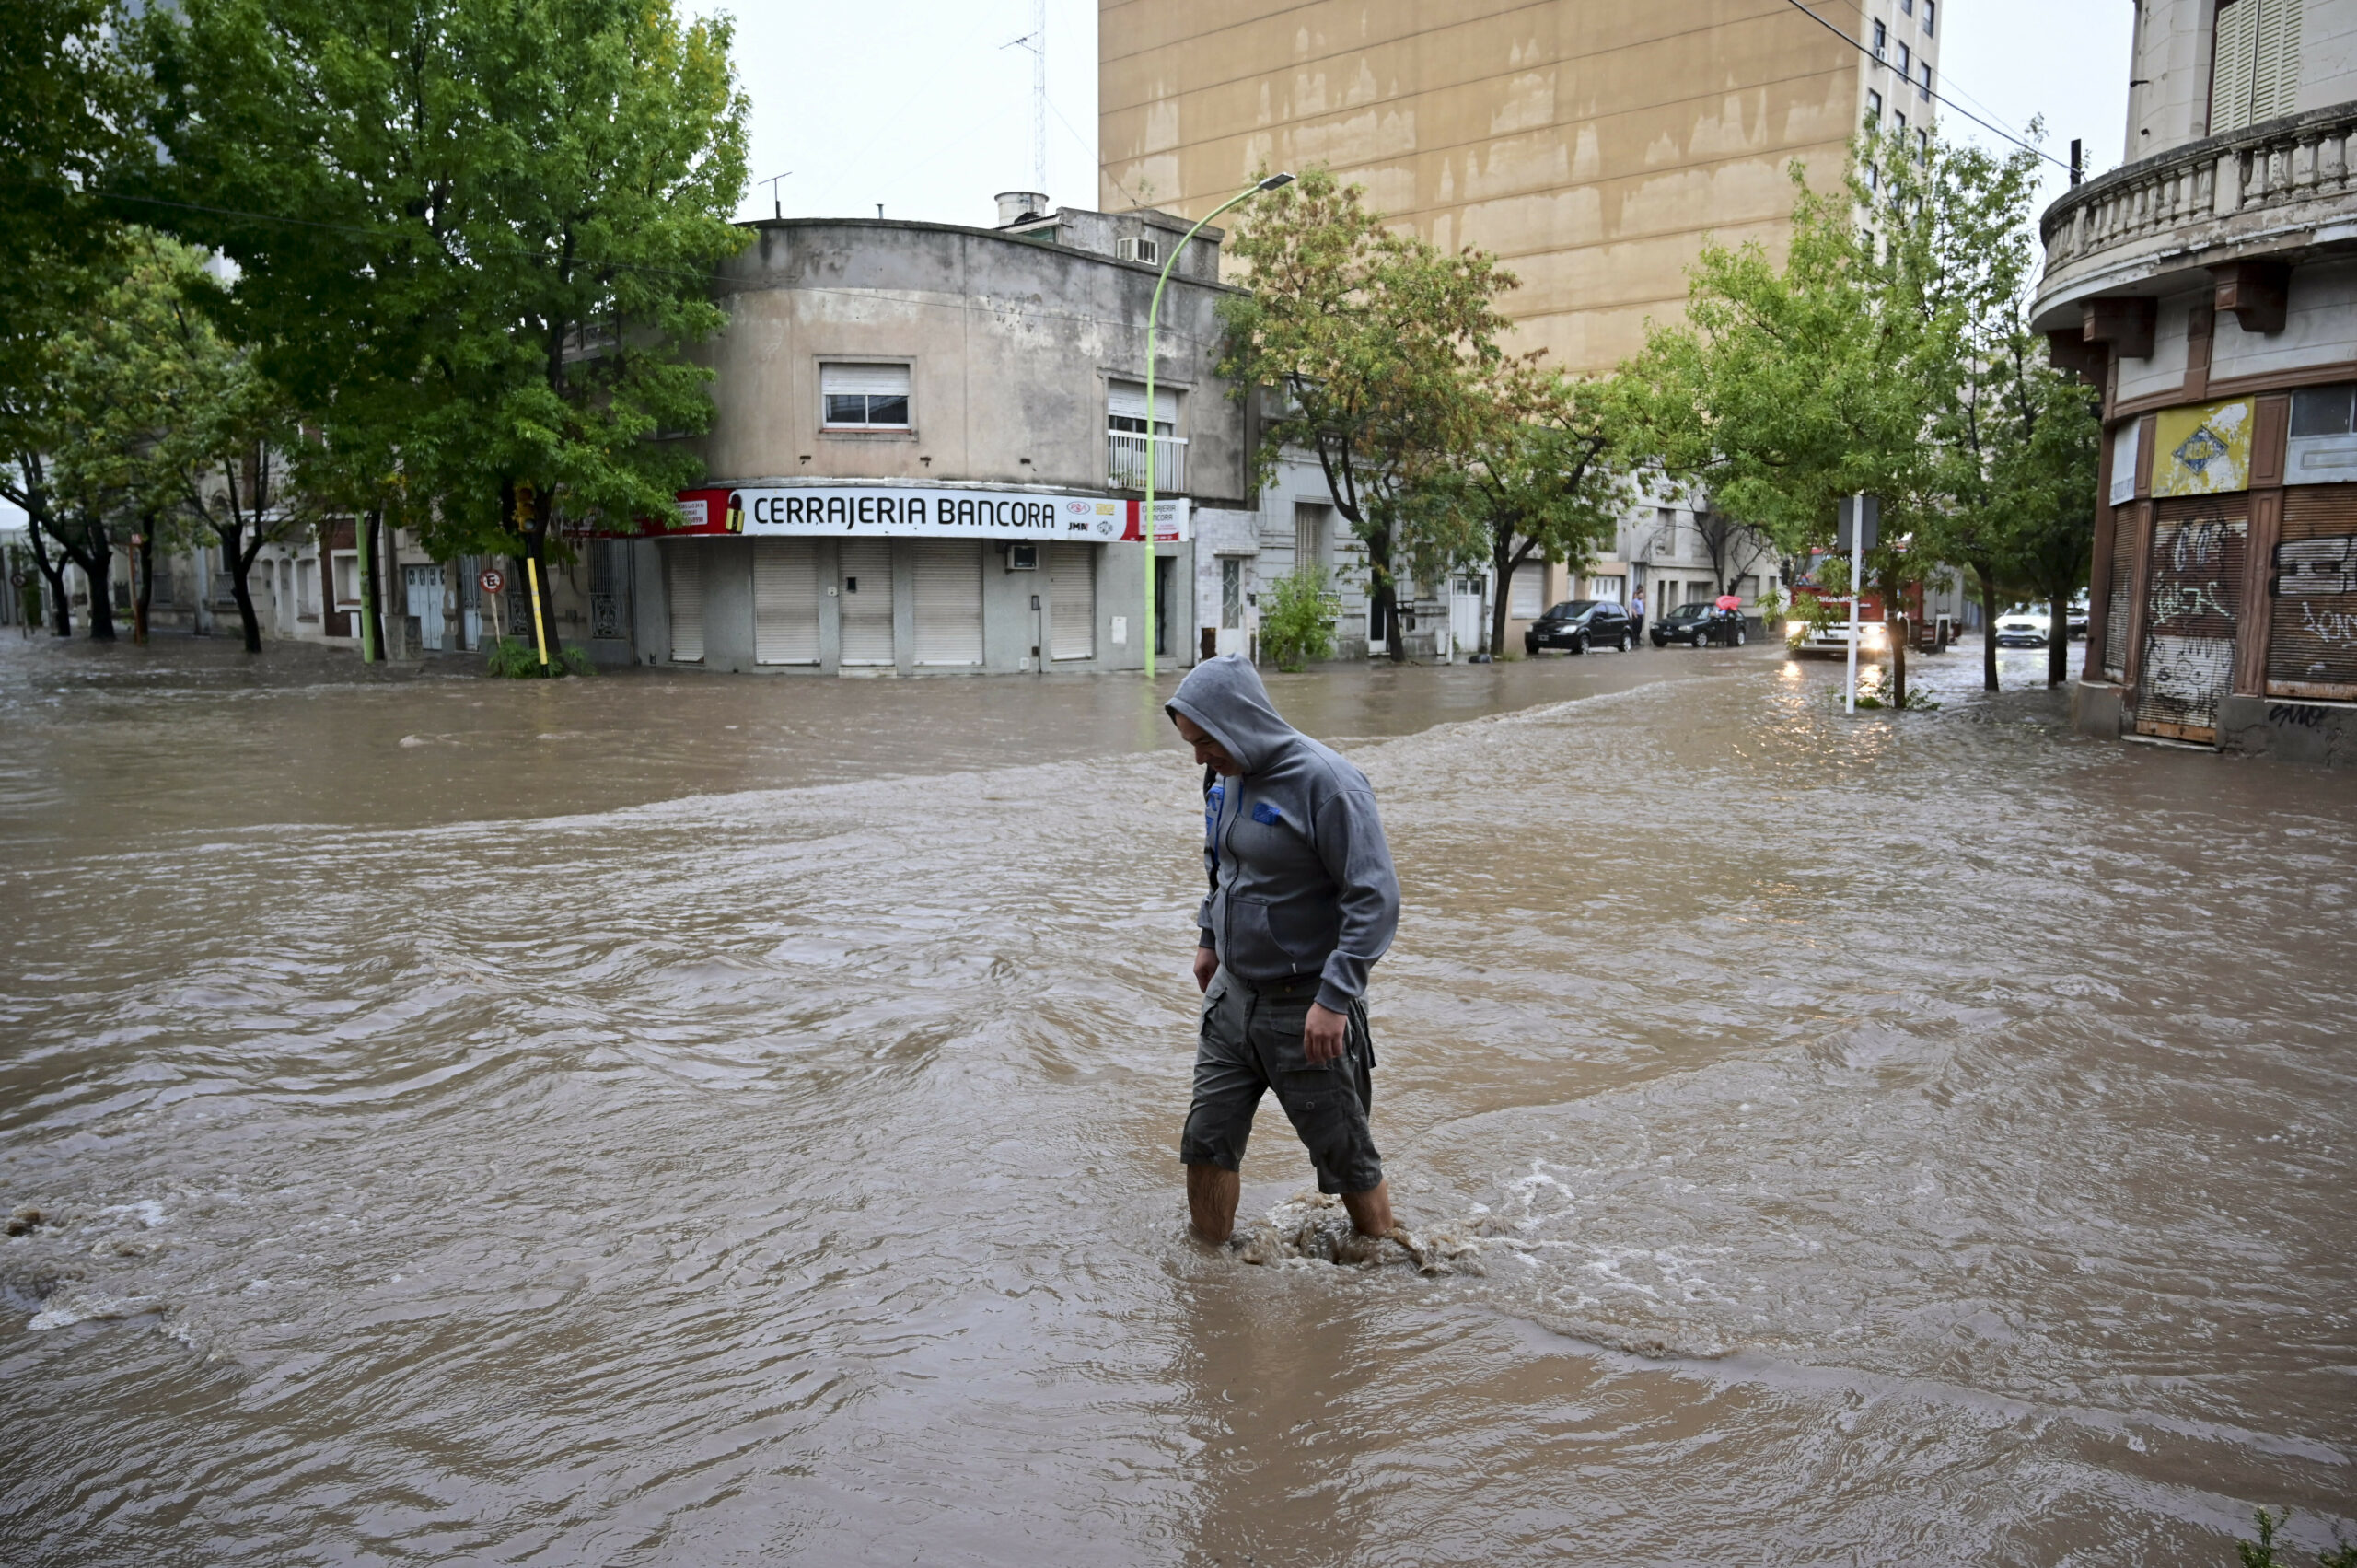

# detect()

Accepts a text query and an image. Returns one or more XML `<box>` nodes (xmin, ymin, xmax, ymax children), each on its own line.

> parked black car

<box><xmin>1649</xmin><ymin>600</ymin><xmax>1747</xmax><ymax>647</ymax></box>
<box><xmin>1526</xmin><ymin>599</ymin><xmax>1633</xmax><ymax>655</ymax></box>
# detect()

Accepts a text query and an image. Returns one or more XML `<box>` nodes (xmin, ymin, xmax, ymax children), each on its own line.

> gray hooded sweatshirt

<box><xmin>1167</xmin><ymin>656</ymin><xmax>1399</xmax><ymax>1014</ymax></box>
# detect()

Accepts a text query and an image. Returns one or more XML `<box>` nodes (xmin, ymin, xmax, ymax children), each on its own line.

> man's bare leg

<box><xmin>1341</xmin><ymin>1179</ymin><xmax>1394</xmax><ymax>1238</ymax></box>
<box><xmin>1187</xmin><ymin>1164</ymin><xmax>1241</xmax><ymax>1243</ymax></box>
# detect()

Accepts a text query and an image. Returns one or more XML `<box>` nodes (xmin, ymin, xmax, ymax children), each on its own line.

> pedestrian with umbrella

<box><xmin>1707</xmin><ymin>592</ymin><xmax>1745</xmax><ymax>646</ymax></box>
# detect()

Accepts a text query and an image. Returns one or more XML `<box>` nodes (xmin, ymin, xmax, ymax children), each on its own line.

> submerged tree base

<box><xmin>484</xmin><ymin>636</ymin><xmax>590</xmax><ymax>679</ymax></box>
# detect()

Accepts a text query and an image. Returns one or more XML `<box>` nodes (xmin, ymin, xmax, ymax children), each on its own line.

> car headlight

<box><xmin>1783</xmin><ymin>621</ymin><xmax>1803</xmax><ymax>638</ymax></box>
<box><xmin>1862</xmin><ymin>623</ymin><xmax>1887</xmax><ymax>646</ymax></box>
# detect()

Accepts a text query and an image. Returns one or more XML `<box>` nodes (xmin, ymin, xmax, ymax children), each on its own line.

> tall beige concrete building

<box><xmin>1099</xmin><ymin>0</ymin><xmax>1940</xmax><ymax>378</ymax></box>
<box><xmin>1100</xmin><ymin>0</ymin><xmax>1944</xmax><ymax>656</ymax></box>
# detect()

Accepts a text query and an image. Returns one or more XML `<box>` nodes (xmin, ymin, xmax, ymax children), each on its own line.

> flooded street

<box><xmin>2</xmin><ymin>636</ymin><xmax>2351</xmax><ymax>1565</ymax></box>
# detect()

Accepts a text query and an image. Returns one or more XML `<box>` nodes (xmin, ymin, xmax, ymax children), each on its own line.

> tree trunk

<box><xmin>359</xmin><ymin>509</ymin><xmax>388</xmax><ymax>661</ymax></box>
<box><xmin>28</xmin><ymin>518</ymin><xmax>73</xmax><ymax>636</ymax></box>
<box><xmin>133</xmin><ymin>521</ymin><xmax>156</xmax><ymax>645</ymax></box>
<box><xmin>1890</xmin><ymin>608</ymin><xmax>1907</xmax><ymax>699</ymax></box>
<box><xmin>2047</xmin><ymin>585</ymin><xmax>2069</xmax><ymax>689</ymax></box>
<box><xmin>216</xmin><ymin>524</ymin><xmax>262</xmax><ymax>652</ymax></box>
<box><xmin>1491</xmin><ymin>537</ymin><xmax>1524</xmax><ymax>660</ymax></box>
<box><xmin>64</xmin><ymin>516</ymin><xmax>118</xmax><ymax>641</ymax></box>
<box><xmin>1977</xmin><ymin>563</ymin><xmax>1999</xmax><ymax>692</ymax></box>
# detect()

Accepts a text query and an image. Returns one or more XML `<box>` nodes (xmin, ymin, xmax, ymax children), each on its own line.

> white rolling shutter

<box><xmin>839</xmin><ymin>540</ymin><xmax>894</xmax><ymax>665</ymax></box>
<box><xmin>752</xmin><ymin>539</ymin><xmax>820</xmax><ymax>664</ymax></box>
<box><xmin>1047</xmin><ymin>542</ymin><xmax>1096</xmax><ymax>659</ymax></box>
<box><xmin>666</xmin><ymin>543</ymin><xmax>704</xmax><ymax>662</ymax></box>
<box><xmin>1106</xmin><ymin>381</ymin><xmax>1178</xmax><ymax>424</ymax></box>
<box><xmin>819</xmin><ymin>363</ymin><xmax>911</xmax><ymax>397</ymax></box>
<box><xmin>1510</xmin><ymin>563</ymin><xmax>1543</xmax><ymax>617</ymax></box>
<box><xmin>913</xmin><ymin>540</ymin><xmax>983</xmax><ymax>666</ymax></box>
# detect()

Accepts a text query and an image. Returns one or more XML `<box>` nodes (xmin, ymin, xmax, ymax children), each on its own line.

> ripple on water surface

<box><xmin>1</xmin><ymin>646</ymin><xmax>2352</xmax><ymax>1565</ymax></box>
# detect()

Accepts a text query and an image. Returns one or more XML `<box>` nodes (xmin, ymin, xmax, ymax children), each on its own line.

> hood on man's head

<box><xmin>1167</xmin><ymin>655</ymin><xmax>1297</xmax><ymax>773</ymax></box>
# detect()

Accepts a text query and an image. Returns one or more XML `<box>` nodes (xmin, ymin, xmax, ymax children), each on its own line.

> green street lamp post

<box><xmin>1142</xmin><ymin>171</ymin><xmax>1293</xmax><ymax>680</ymax></box>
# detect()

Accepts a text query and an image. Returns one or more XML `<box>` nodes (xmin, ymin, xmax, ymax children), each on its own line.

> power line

<box><xmin>1779</xmin><ymin>0</ymin><xmax>2073</xmax><ymax>173</ymax></box>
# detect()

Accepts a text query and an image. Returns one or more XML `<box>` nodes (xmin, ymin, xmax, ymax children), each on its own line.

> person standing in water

<box><xmin>1166</xmin><ymin>656</ymin><xmax>1401</xmax><ymax>1244</ymax></box>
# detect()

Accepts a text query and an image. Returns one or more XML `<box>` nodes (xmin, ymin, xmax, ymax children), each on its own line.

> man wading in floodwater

<box><xmin>1167</xmin><ymin>656</ymin><xmax>1401</xmax><ymax>1245</ymax></box>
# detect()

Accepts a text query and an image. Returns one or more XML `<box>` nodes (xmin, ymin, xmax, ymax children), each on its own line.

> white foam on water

<box><xmin>1234</xmin><ymin>1191</ymin><xmax>1484</xmax><ymax>1276</ymax></box>
<box><xmin>28</xmin><ymin>1291</ymin><xmax>157</xmax><ymax>1330</ymax></box>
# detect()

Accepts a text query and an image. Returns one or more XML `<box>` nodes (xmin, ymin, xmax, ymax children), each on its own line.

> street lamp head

<box><xmin>1257</xmin><ymin>172</ymin><xmax>1295</xmax><ymax>191</ymax></box>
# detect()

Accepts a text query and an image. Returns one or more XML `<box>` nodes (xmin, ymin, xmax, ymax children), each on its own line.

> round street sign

<box><xmin>479</xmin><ymin>568</ymin><xmax>505</xmax><ymax>595</ymax></box>
<box><xmin>9</xmin><ymin>571</ymin><xmax>26</xmax><ymax>588</ymax></box>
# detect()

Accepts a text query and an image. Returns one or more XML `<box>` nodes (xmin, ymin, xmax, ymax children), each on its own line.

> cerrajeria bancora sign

<box><xmin>650</xmin><ymin>486</ymin><xmax>1190</xmax><ymax>544</ymax></box>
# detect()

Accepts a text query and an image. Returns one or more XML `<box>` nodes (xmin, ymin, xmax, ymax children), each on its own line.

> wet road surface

<box><xmin>2</xmin><ymin>634</ymin><xmax>2351</xmax><ymax>1564</ymax></box>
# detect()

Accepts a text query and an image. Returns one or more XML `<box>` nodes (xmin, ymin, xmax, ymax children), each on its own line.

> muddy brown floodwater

<box><xmin>2</xmin><ymin>633</ymin><xmax>2352</xmax><ymax>1566</ymax></box>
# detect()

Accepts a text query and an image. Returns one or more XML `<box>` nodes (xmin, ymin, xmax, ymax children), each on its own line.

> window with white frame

<box><xmin>820</xmin><ymin>363</ymin><xmax>911</xmax><ymax>429</ymax></box>
<box><xmin>332</xmin><ymin>550</ymin><xmax>360</xmax><ymax>606</ymax></box>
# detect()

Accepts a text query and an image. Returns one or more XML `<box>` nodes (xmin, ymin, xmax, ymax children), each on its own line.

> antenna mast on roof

<box><xmin>1002</xmin><ymin>0</ymin><xmax>1047</xmax><ymax>191</ymax></box>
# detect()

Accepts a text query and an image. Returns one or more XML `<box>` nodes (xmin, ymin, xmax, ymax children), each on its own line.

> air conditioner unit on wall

<box><xmin>1116</xmin><ymin>236</ymin><xmax>1161</xmax><ymax>266</ymax></box>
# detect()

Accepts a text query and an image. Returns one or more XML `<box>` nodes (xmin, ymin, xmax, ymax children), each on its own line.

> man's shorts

<box><xmin>1179</xmin><ymin>967</ymin><xmax>1383</xmax><ymax>1195</ymax></box>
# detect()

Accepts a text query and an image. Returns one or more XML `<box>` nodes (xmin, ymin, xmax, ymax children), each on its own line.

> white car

<box><xmin>1994</xmin><ymin>609</ymin><xmax>2051</xmax><ymax>647</ymax></box>
<box><xmin>1785</xmin><ymin>618</ymin><xmax>1889</xmax><ymax>657</ymax></box>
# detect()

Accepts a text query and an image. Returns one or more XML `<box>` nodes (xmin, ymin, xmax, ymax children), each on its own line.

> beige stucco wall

<box><xmin>1100</xmin><ymin>0</ymin><xmax>1918</xmax><ymax>378</ymax></box>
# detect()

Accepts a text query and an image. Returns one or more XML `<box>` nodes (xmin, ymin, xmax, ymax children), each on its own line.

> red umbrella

<box><xmin>1714</xmin><ymin>594</ymin><xmax>1741</xmax><ymax>610</ymax></box>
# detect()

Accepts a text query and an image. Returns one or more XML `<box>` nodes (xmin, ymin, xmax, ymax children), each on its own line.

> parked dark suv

<box><xmin>1525</xmin><ymin>599</ymin><xmax>1633</xmax><ymax>656</ymax></box>
<box><xmin>1649</xmin><ymin>600</ymin><xmax>1747</xmax><ymax>647</ymax></box>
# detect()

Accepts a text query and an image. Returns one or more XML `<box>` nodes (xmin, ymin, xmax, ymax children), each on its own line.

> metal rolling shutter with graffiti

<box><xmin>2102</xmin><ymin>508</ymin><xmax>2140</xmax><ymax>683</ymax></box>
<box><xmin>2135</xmin><ymin>498</ymin><xmax>2247</xmax><ymax>742</ymax></box>
<box><xmin>2267</xmin><ymin>483</ymin><xmax>2357</xmax><ymax>701</ymax></box>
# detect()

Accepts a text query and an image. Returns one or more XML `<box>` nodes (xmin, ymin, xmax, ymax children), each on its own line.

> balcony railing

<box><xmin>1107</xmin><ymin>430</ymin><xmax>1186</xmax><ymax>494</ymax></box>
<box><xmin>2039</xmin><ymin>104</ymin><xmax>2356</xmax><ymax>280</ymax></box>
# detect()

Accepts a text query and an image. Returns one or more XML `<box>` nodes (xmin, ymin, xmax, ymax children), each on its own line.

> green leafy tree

<box><xmin>1894</xmin><ymin>131</ymin><xmax>2100</xmax><ymax>691</ymax></box>
<box><xmin>1219</xmin><ymin>168</ymin><xmax>1514</xmax><ymax>659</ymax></box>
<box><xmin>1259</xmin><ymin>565</ymin><xmax>1339</xmax><ymax>671</ymax></box>
<box><xmin>1623</xmin><ymin>139</ymin><xmax>1943</xmax><ymax>694</ymax></box>
<box><xmin>139</xmin><ymin>0</ymin><xmax>749</xmax><ymax>657</ymax></box>
<box><xmin>1452</xmin><ymin>360</ymin><xmax>1631</xmax><ymax>656</ymax></box>
<box><xmin>1</xmin><ymin>0</ymin><xmax>142</xmax><ymax>423</ymax></box>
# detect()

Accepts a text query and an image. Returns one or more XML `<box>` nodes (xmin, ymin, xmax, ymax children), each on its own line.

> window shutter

<box><xmin>2212</xmin><ymin>0</ymin><xmax>2258</xmax><ymax>134</ymax></box>
<box><xmin>2252</xmin><ymin>0</ymin><xmax>2302</xmax><ymax>122</ymax></box>
<box><xmin>820</xmin><ymin>363</ymin><xmax>911</xmax><ymax>397</ymax></box>
<box><xmin>1106</xmin><ymin>381</ymin><xmax>1178</xmax><ymax>423</ymax></box>
<box><xmin>2109</xmin><ymin>423</ymin><xmax>2140</xmax><ymax>506</ymax></box>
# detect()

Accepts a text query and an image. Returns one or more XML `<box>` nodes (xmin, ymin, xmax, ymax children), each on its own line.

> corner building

<box><xmin>625</xmin><ymin>202</ymin><xmax>1252</xmax><ymax>675</ymax></box>
<box><xmin>2035</xmin><ymin>0</ymin><xmax>2357</xmax><ymax>765</ymax></box>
